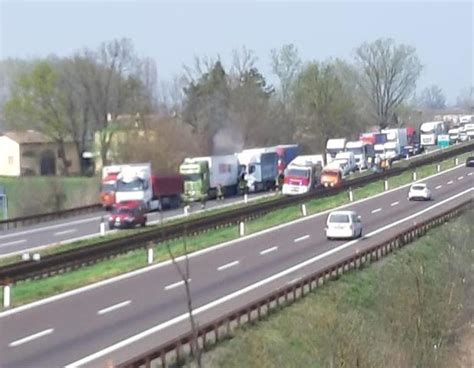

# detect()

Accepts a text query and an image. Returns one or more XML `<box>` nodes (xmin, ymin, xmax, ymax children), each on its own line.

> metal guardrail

<box><xmin>115</xmin><ymin>198</ymin><xmax>473</xmax><ymax>368</ymax></box>
<box><xmin>0</xmin><ymin>203</ymin><xmax>102</xmax><ymax>231</ymax></box>
<box><xmin>0</xmin><ymin>141</ymin><xmax>472</xmax><ymax>284</ymax></box>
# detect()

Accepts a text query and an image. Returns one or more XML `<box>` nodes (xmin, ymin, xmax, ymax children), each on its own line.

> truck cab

<box><xmin>345</xmin><ymin>141</ymin><xmax>374</xmax><ymax>170</ymax></box>
<box><xmin>320</xmin><ymin>167</ymin><xmax>343</xmax><ymax>188</ymax></box>
<box><xmin>333</xmin><ymin>151</ymin><xmax>357</xmax><ymax>176</ymax></box>
<box><xmin>282</xmin><ymin>155</ymin><xmax>323</xmax><ymax>195</ymax></box>
<box><xmin>325</xmin><ymin>138</ymin><xmax>347</xmax><ymax>164</ymax></box>
<box><xmin>179</xmin><ymin>160</ymin><xmax>209</xmax><ymax>202</ymax></box>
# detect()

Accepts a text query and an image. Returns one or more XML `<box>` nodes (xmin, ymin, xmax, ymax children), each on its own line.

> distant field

<box><xmin>0</xmin><ymin>176</ymin><xmax>99</xmax><ymax>218</ymax></box>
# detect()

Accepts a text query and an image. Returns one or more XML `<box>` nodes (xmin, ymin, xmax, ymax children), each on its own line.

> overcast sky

<box><xmin>0</xmin><ymin>0</ymin><xmax>472</xmax><ymax>104</ymax></box>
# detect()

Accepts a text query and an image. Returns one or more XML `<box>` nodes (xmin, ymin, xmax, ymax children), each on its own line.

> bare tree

<box><xmin>456</xmin><ymin>86</ymin><xmax>474</xmax><ymax>112</ymax></box>
<box><xmin>419</xmin><ymin>85</ymin><xmax>446</xmax><ymax>109</ymax></box>
<box><xmin>230</xmin><ymin>46</ymin><xmax>257</xmax><ymax>84</ymax></box>
<box><xmin>270</xmin><ymin>44</ymin><xmax>302</xmax><ymax>108</ymax></box>
<box><xmin>166</xmin><ymin>229</ymin><xmax>202</xmax><ymax>367</ymax></box>
<box><xmin>354</xmin><ymin>38</ymin><xmax>422</xmax><ymax>130</ymax></box>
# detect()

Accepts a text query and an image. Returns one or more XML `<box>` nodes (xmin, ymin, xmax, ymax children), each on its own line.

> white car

<box><xmin>408</xmin><ymin>183</ymin><xmax>432</xmax><ymax>201</ymax></box>
<box><xmin>326</xmin><ymin>210</ymin><xmax>363</xmax><ymax>240</ymax></box>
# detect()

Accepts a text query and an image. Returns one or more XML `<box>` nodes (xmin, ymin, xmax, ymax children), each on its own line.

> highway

<box><xmin>0</xmin><ymin>165</ymin><xmax>472</xmax><ymax>368</ymax></box>
<box><xmin>0</xmin><ymin>192</ymin><xmax>274</xmax><ymax>258</ymax></box>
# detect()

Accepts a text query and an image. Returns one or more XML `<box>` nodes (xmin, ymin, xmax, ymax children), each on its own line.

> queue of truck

<box><xmin>100</xmin><ymin>116</ymin><xmax>474</xmax><ymax>228</ymax></box>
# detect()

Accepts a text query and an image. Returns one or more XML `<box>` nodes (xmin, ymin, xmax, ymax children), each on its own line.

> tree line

<box><xmin>1</xmin><ymin>37</ymin><xmax>472</xmax><ymax>175</ymax></box>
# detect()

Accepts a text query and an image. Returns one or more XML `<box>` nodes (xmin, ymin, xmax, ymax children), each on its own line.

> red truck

<box><xmin>151</xmin><ymin>174</ymin><xmax>184</xmax><ymax>210</ymax></box>
<box><xmin>100</xmin><ymin>165</ymin><xmax>123</xmax><ymax>209</ymax></box>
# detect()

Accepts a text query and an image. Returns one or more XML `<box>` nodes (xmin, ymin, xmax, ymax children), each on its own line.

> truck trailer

<box><xmin>179</xmin><ymin>155</ymin><xmax>239</xmax><ymax>202</ymax></box>
<box><xmin>325</xmin><ymin>138</ymin><xmax>347</xmax><ymax>164</ymax></box>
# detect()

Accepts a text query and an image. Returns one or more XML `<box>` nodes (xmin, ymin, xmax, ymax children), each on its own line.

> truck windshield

<box><xmin>183</xmin><ymin>174</ymin><xmax>201</xmax><ymax>182</ymax></box>
<box><xmin>347</xmin><ymin>147</ymin><xmax>363</xmax><ymax>155</ymax></box>
<box><xmin>286</xmin><ymin>168</ymin><xmax>309</xmax><ymax>178</ymax></box>
<box><xmin>101</xmin><ymin>183</ymin><xmax>116</xmax><ymax>192</ymax></box>
<box><xmin>117</xmin><ymin>179</ymin><xmax>144</xmax><ymax>192</ymax></box>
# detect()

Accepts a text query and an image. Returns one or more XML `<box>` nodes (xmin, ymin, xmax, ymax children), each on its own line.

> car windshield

<box><xmin>101</xmin><ymin>183</ymin><xmax>116</xmax><ymax>192</ymax></box>
<box><xmin>117</xmin><ymin>179</ymin><xmax>144</xmax><ymax>191</ymax></box>
<box><xmin>411</xmin><ymin>185</ymin><xmax>426</xmax><ymax>191</ymax></box>
<box><xmin>286</xmin><ymin>168</ymin><xmax>309</xmax><ymax>178</ymax></box>
<box><xmin>112</xmin><ymin>207</ymin><xmax>133</xmax><ymax>215</ymax></box>
<box><xmin>329</xmin><ymin>214</ymin><xmax>350</xmax><ymax>223</ymax></box>
<box><xmin>183</xmin><ymin>174</ymin><xmax>201</xmax><ymax>182</ymax></box>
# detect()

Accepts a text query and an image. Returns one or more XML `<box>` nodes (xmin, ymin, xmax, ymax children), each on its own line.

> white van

<box><xmin>334</xmin><ymin>151</ymin><xmax>357</xmax><ymax>175</ymax></box>
<box><xmin>325</xmin><ymin>210</ymin><xmax>363</xmax><ymax>240</ymax></box>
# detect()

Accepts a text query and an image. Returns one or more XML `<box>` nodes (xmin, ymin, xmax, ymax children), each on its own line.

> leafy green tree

<box><xmin>4</xmin><ymin>61</ymin><xmax>72</xmax><ymax>174</ymax></box>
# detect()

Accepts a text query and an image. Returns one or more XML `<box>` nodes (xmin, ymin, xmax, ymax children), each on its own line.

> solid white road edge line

<box><xmin>217</xmin><ymin>261</ymin><xmax>239</xmax><ymax>271</ymax></box>
<box><xmin>294</xmin><ymin>235</ymin><xmax>310</xmax><ymax>243</ymax></box>
<box><xmin>9</xmin><ymin>328</ymin><xmax>54</xmax><ymax>347</ymax></box>
<box><xmin>260</xmin><ymin>246</ymin><xmax>278</xmax><ymax>255</ymax></box>
<box><xmin>97</xmin><ymin>301</ymin><xmax>131</xmax><ymax>315</ymax></box>
<box><xmin>390</xmin><ymin>202</ymin><xmax>399</xmax><ymax>207</ymax></box>
<box><xmin>0</xmin><ymin>239</ymin><xmax>26</xmax><ymax>247</ymax></box>
<box><xmin>65</xmin><ymin>187</ymin><xmax>473</xmax><ymax>368</ymax></box>
<box><xmin>371</xmin><ymin>208</ymin><xmax>382</xmax><ymax>214</ymax></box>
<box><xmin>54</xmin><ymin>229</ymin><xmax>77</xmax><ymax>236</ymax></box>
<box><xmin>0</xmin><ymin>163</ymin><xmax>466</xmax><ymax>319</ymax></box>
<box><xmin>164</xmin><ymin>280</ymin><xmax>191</xmax><ymax>291</ymax></box>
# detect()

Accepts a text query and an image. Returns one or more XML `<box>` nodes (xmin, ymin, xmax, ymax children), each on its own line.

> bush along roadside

<box><xmin>0</xmin><ymin>153</ymin><xmax>471</xmax><ymax>309</ymax></box>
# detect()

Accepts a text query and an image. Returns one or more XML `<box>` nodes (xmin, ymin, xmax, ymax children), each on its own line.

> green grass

<box><xmin>202</xmin><ymin>212</ymin><xmax>473</xmax><ymax>368</ymax></box>
<box><xmin>0</xmin><ymin>152</ymin><xmax>470</xmax><ymax>309</ymax></box>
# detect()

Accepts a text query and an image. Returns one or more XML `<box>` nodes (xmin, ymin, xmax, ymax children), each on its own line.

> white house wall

<box><xmin>0</xmin><ymin>136</ymin><xmax>21</xmax><ymax>176</ymax></box>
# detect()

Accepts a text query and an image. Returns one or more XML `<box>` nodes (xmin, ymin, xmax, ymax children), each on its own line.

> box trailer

<box><xmin>237</xmin><ymin>149</ymin><xmax>278</xmax><ymax>192</ymax></box>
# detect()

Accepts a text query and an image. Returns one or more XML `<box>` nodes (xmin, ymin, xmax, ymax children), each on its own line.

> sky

<box><xmin>0</xmin><ymin>0</ymin><xmax>473</xmax><ymax>104</ymax></box>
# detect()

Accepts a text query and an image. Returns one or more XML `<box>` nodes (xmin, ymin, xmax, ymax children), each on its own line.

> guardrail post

<box><xmin>32</xmin><ymin>253</ymin><xmax>41</xmax><ymax>261</ymax></box>
<box><xmin>301</xmin><ymin>204</ymin><xmax>307</xmax><ymax>217</ymax></box>
<box><xmin>384</xmin><ymin>179</ymin><xmax>389</xmax><ymax>191</ymax></box>
<box><xmin>100</xmin><ymin>216</ymin><xmax>106</xmax><ymax>236</ymax></box>
<box><xmin>244</xmin><ymin>194</ymin><xmax>248</xmax><ymax>204</ymax></box>
<box><xmin>3</xmin><ymin>284</ymin><xmax>11</xmax><ymax>308</ymax></box>
<box><xmin>455</xmin><ymin>157</ymin><xmax>459</xmax><ymax>165</ymax></box>
<box><xmin>239</xmin><ymin>221</ymin><xmax>245</xmax><ymax>237</ymax></box>
<box><xmin>412</xmin><ymin>171</ymin><xmax>417</xmax><ymax>181</ymax></box>
<box><xmin>184</xmin><ymin>205</ymin><xmax>190</xmax><ymax>216</ymax></box>
<box><xmin>147</xmin><ymin>245</ymin><xmax>154</xmax><ymax>265</ymax></box>
<box><xmin>437</xmin><ymin>163</ymin><xmax>441</xmax><ymax>172</ymax></box>
<box><xmin>405</xmin><ymin>153</ymin><xmax>409</xmax><ymax>160</ymax></box>
<box><xmin>348</xmin><ymin>187</ymin><xmax>354</xmax><ymax>202</ymax></box>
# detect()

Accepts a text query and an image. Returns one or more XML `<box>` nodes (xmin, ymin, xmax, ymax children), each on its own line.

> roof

<box><xmin>2</xmin><ymin>130</ymin><xmax>54</xmax><ymax>144</ymax></box>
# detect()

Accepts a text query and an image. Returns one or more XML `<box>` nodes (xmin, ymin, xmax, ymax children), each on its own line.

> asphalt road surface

<box><xmin>0</xmin><ymin>192</ymin><xmax>275</xmax><ymax>257</ymax></box>
<box><xmin>0</xmin><ymin>165</ymin><xmax>472</xmax><ymax>368</ymax></box>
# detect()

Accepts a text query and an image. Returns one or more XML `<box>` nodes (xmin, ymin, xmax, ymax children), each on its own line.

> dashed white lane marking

<box><xmin>97</xmin><ymin>300</ymin><xmax>131</xmax><ymax>315</ymax></box>
<box><xmin>458</xmin><ymin>176</ymin><xmax>464</xmax><ymax>180</ymax></box>
<box><xmin>390</xmin><ymin>202</ymin><xmax>399</xmax><ymax>207</ymax></box>
<box><xmin>371</xmin><ymin>208</ymin><xmax>382</xmax><ymax>214</ymax></box>
<box><xmin>9</xmin><ymin>328</ymin><xmax>54</xmax><ymax>347</ymax></box>
<box><xmin>54</xmin><ymin>229</ymin><xmax>77</xmax><ymax>236</ymax></box>
<box><xmin>217</xmin><ymin>260</ymin><xmax>239</xmax><ymax>271</ymax></box>
<box><xmin>287</xmin><ymin>277</ymin><xmax>302</xmax><ymax>285</ymax></box>
<box><xmin>447</xmin><ymin>181</ymin><xmax>453</xmax><ymax>185</ymax></box>
<box><xmin>0</xmin><ymin>239</ymin><xmax>26</xmax><ymax>247</ymax></box>
<box><xmin>468</xmin><ymin>172</ymin><xmax>473</xmax><ymax>176</ymax></box>
<box><xmin>260</xmin><ymin>246</ymin><xmax>278</xmax><ymax>255</ymax></box>
<box><xmin>164</xmin><ymin>280</ymin><xmax>191</xmax><ymax>291</ymax></box>
<box><xmin>435</xmin><ymin>185</ymin><xmax>442</xmax><ymax>190</ymax></box>
<box><xmin>294</xmin><ymin>235</ymin><xmax>310</xmax><ymax>243</ymax></box>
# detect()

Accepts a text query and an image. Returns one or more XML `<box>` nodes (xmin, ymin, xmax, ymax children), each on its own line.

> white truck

<box><xmin>419</xmin><ymin>121</ymin><xmax>446</xmax><ymax>147</ymax></box>
<box><xmin>282</xmin><ymin>155</ymin><xmax>324</xmax><ymax>195</ymax></box>
<box><xmin>345</xmin><ymin>141</ymin><xmax>375</xmax><ymax>170</ymax></box>
<box><xmin>236</xmin><ymin>148</ymin><xmax>278</xmax><ymax>192</ymax></box>
<box><xmin>333</xmin><ymin>151</ymin><xmax>357</xmax><ymax>176</ymax></box>
<box><xmin>325</xmin><ymin>138</ymin><xmax>347</xmax><ymax>164</ymax></box>
<box><xmin>448</xmin><ymin>128</ymin><xmax>460</xmax><ymax>143</ymax></box>
<box><xmin>115</xmin><ymin>163</ymin><xmax>160</xmax><ymax>211</ymax></box>
<box><xmin>179</xmin><ymin>155</ymin><xmax>239</xmax><ymax>202</ymax></box>
<box><xmin>381</xmin><ymin>128</ymin><xmax>408</xmax><ymax>158</ymax></box>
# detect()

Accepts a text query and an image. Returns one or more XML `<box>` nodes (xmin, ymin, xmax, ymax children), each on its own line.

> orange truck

<box><xmin>100</xmin><ymin>165</ymin><xmax>125</xmax><ymax>209</ymax></box>
<box><xmin>320</xmin><ymin>166</ymin><xmax>343</xmax><ymax>188</ymax></box>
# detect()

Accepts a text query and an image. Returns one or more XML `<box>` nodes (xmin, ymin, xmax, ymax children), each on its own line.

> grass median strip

<box><xmin>0</xmin><ymin>153</ymin><xmax>470</xmax><ymax>308</ymax></box>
